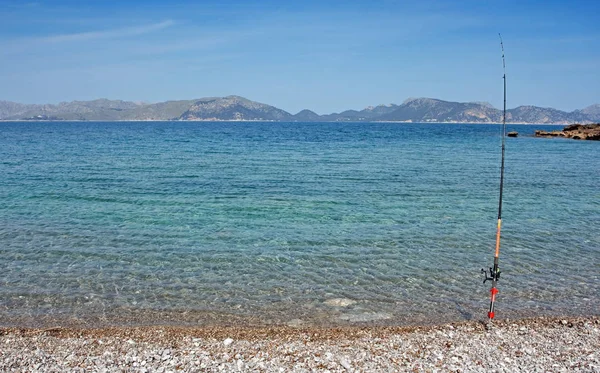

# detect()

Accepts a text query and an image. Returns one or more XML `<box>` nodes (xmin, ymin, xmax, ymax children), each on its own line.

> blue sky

<box><xmin>0</xmin><ymin>0</ymin><xmax>598</xmax><ymax>114</ymax></box>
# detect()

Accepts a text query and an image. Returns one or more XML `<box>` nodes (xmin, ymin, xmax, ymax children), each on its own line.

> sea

<box><xmin>0</xmin><ymin>121</ymin><xmax>598</xmax><ymax>328</ymax></box>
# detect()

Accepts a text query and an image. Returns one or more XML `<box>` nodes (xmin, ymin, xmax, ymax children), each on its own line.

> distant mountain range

<box><xmin>1</xmin><ymin>96</ymin><xmax>599</xmax><ymax>124</ymax></box>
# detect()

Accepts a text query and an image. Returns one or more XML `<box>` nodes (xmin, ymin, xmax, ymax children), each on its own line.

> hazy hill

<box><xmin>0</xmin><ymin>101</ymin><xmax>30</xmax><ymax>119</ymax></box>
<box><xmin>378</xmin><ymin>98</ymin><xmax>501</xmax><ymax>122</ymax></box>
<box><xmin>178</xmin><ymin>96</ymin><xmax>292</xmax><ymax>121</ymax></box>
<box><xmin>1</xmin><ymin>96</ymin><xmax>598</xmax><ymax>124</ymax></box>
<box><xmin>124</xmin><ymin>100</ymin><xmax>199</xmax><ymax>120</ymax></box>
<box><xmin>506</xmin><ymin>105</ymin><xmax>587</xmax><ymax>124</ymax></box>
<box><xmin>576</xmin><ymin>104</ymin><xmax>600</xmax><ymax>122</ymax></box>
<box><xmin>292</xmin><ymin>109</ymin><xmax>321</xmax><ymax>121</ymax></box>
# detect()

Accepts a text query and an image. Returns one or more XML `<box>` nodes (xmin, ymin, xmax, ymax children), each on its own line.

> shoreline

<box><xmin>2</xmin><ymin>315</ymin><xmax>597</xmax><ymax>340</ymax></box>
<box><xmin>0</xmin><ymin>119</ymin><xmax>569</xmax><ymax>125</ymax></box>
<box><xmin>1</xmin><ymin>315</ymin><xmax>598</xmax><ymax>371</ymax></box>
<box><xmin>2</xmin><ymin>303</ymin><xmax>597</xmax><ymax>330</ymax></box>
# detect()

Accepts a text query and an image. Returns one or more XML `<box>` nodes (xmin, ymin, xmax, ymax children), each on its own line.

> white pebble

<box><xmin>340</xmin><ymin>357</ymin><xmax>352</xmax><ymax>370</ymax></box>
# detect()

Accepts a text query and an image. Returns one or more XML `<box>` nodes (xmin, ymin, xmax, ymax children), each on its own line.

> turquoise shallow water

<box><xmin>0</xmin><ymin>121</ymin><xmax>598</xmax><ymax>327</ymax></box>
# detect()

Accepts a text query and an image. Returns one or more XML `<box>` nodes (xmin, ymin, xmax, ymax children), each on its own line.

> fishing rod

<box><xmin>482</xmin><ymin>34</ymin><xmax>506</xmax><ymax>323</ymax></box>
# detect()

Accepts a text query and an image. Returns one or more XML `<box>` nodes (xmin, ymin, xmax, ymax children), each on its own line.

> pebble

<box><xmin>339</xmin><ymin>357</ymin><xmax>352</xmax><ymax>370</ymax></box>
<box><xmin>324</xmin><ymin>298</ymin><xmax>356</xmax><ymax>307</ymax></box>
<box><xmin>0</xmin><ymin>316</ymin><xmax>597</xmax><ymax>372</ymax></box>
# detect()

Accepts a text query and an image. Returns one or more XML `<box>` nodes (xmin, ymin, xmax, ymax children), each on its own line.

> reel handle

<box><xmin>481</xmin><ymin>267</ymin><xmax>501</xmax><ymax>283</ymax></box>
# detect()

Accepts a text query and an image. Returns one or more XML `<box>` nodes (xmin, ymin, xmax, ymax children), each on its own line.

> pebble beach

<box><xmin>1</xmin><ymin>316</ymin><xmax>598</xmax><ymax>372</ymax></box>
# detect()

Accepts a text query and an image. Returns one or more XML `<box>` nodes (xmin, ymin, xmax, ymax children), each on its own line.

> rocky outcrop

<box><xmin>535</xmin><ymin>123</ymin><xmax>600</xmax><ymax>140</ymax></box>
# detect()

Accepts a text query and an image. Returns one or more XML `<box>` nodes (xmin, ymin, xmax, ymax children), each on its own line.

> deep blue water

<box><xmin>0</xmin><ymin>121</ymin><xmax>598</xmax><ymax>327</ymax></box>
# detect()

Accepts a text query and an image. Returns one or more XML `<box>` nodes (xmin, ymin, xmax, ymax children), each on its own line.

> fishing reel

<box><xmin>481</xmin><ymin>265</ymin><xmax>501</xmax><ymax>284</ymax></box>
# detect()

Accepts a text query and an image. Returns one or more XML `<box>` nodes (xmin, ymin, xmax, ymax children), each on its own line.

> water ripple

<box><xmin>0</xmin><ymin>122</ymin><xmax>598</xmax><ymax>327</ymax></box>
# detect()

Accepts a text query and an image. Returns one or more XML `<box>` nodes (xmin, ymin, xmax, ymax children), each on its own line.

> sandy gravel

<box><xmin>1</xmin><ymin>316</ymin><xmax>598</xmax><ymax>372</ymax></box>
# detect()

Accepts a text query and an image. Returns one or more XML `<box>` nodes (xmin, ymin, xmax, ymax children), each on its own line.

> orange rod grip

<box><xmin>494</xmin><ymin>219</ymin><xmax>502</xmax><ymax>257</ymax></box>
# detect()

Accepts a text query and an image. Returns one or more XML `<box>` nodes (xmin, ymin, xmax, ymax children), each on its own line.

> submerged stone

<box><xmin>324</xmin><ymin>298</ymin><xmax>356</xmax><ymax>307</ymax></box>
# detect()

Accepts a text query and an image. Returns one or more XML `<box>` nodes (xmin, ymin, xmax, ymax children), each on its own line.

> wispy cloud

<box><xmin>40</xmin><ymin>20</ymin><xmax>175</xmax><ymax>43</ymax></box>
<box><xmin>0</xmin><ymin>19</ymin><xmax>179</xmax><ymax>60</ymax></box>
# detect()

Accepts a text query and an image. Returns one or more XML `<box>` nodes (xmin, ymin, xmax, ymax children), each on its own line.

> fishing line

<box><xmin>482</xmin><ymin>34</ymin><xmax>506</xmax><ymax>324</ymax></box>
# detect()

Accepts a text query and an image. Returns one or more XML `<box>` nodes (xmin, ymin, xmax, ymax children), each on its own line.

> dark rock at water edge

<box><xmin>535</xmin><ymin>123</ymin><xmax>600</xmax><ymax>140</ymax></box>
